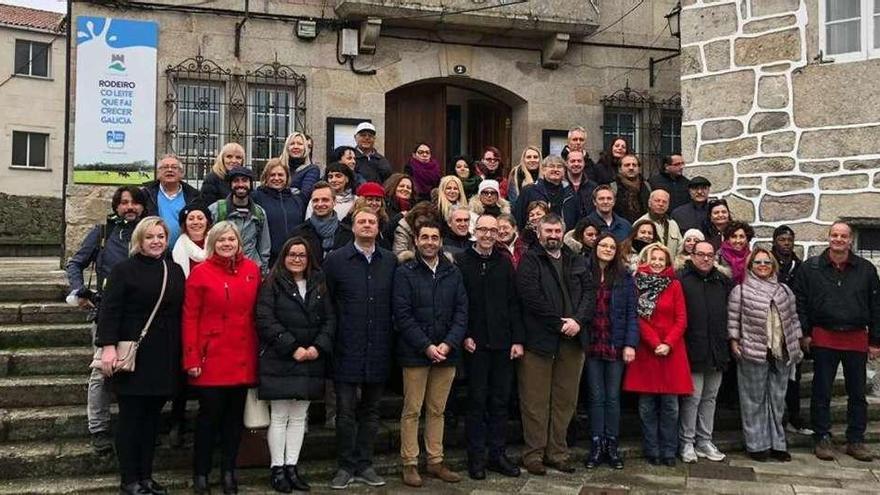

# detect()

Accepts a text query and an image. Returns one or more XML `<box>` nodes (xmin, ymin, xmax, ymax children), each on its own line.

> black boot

<box><xmin>120</xmin><ymin>481</ymin><xmax>149</xmax><ymax>495</ymax></box>
<box><xmin>584</xmin><ymin>436</ymin><xmax>605</xmax><ymax>469</ymax></box>
<box><xmin>606</xmin><ymin>436</ymin><xmax>624</xmax><ymax>469</ymax></box>
<box><xmin>486</xmin><ymin>454</ymin><xmax>520</xmax><ymax>477</ymax></box>
<box><xmin>283</xmin><ymin>465</ymin><xmax>310</xmax><ymax>492</ymax></box>
<box><xmin>270</xmin><ymin>466</ymin><xmax>292</xmax><ymax>493</ymax></box>
<box><xmin>192</xmin><ymin>475</ymin><xmax>210</xmax><ymax>495</ymax></box>
<box><xmin>221</xmin><ymin>471</ymin><xmax>238</xmax><ymax>495</ymax></box>
<box><xmin>138</xmin><ymin>478</ymin><xmax>168</xmax><ymax>495</ymax></box>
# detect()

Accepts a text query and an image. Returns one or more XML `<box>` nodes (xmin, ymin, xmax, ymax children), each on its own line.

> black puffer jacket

<box><xmin>200</xmin><ymin>171</ymin><xmax>231</xmax><ymax>206</ymax></box>
<box><xmin>677</xmin><ymin>262</ymin><xmax>734</xmax><ymax>372</ymax></box>
<box><xmin>256</xmin><ymin>270</ymin><xmax>335</xmax><ymax>401</ymax></box>
<box><xmin>455</xmin><ymin>248</ymin><xmax>524</xmax><ymax>350</ymax></box>
<box><xmin>516</xmin><ymin>245</ymin><xmax>596</xmax><ymax>356</ymax></box>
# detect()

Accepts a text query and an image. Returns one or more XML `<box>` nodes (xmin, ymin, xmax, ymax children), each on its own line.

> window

<box><xmin>248</xmin><ymin>87</ymin><xmax>294</xmax><ymax>177</ymax></box>
<box><xmin>14</xmin><ymin>39</ymin><xmax>50</xmax><ymax>77</ymax></box>
<box><xmin>660</xmin><ymin>111</ymin><xmax>682</xmax><ymax>158</ymax></box>
<box><xmin>11</xmin><ymin>131</ymin><xmax>48</xmax><ymax>168</ymax></box>
<box><xmin>821</xmin><ymin>0</ymin><xmax>880</xmax><ymax>61</ymax></box>
<box><xmin>854</xmin><ymin>225</ymin><xmax>880</xmax><ymax>258</ymax></box>
<box><xmin>174</xmin><ymin>81</ymin><xmax>224</xmax><ymax>179</ymax></box>
<box><xmin>602</xmin><ymin>109</ymin><xmax>639</xmax><ymax>153</ymax></box>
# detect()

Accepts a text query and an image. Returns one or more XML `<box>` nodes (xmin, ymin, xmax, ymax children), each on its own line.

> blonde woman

<box><xmin>279</xmin><ymin>131</ymin><xmax>320</xmax><ymax>199</ymax></box>
<box><xmin>201</xmin><ymin>143</ymin><xmax>245</xmax><ymax>205</ymax></box>
<box><xmin>507</xmin><ymin>146</ymin><xmax>542</xmax><ymax>204</ymax></box>
<box><xmin>435</xmin><ymin>175</ymin><xmax>468</xmax><ymax>221</ymax></box>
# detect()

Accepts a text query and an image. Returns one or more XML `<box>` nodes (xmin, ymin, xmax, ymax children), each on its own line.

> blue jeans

<box><xmin>586</xmin><ymin>358</ymin><xmax>624</xmax><ymax>438</ymax></box>
<box><xmin>811</xmin><ymin>347</ymin><xmax>867</xmax><ymax>443</ymax></box>
<box><xmin>638</xmin><ymin>394</ymin><xmax>679</xmax><ymax>459</ymax></box>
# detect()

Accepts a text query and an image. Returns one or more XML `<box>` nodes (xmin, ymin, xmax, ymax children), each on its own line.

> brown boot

<box><xmin>814</xmin><ymin>437</ymin><xmax>836</xmax><ymax>461</ymax></box>
<box><xmin>846</xmin><ymin>443</ymin><xmax>874</xmax><ymax>462</ymax></box>
<box><xmin>523</xmin><ymin>459</ymin><xmax>546</xmax><ymax>476</ymax></box>
<box><xmin>402</xmin><ymin>465</ymin><xmax>422</xmax><ymax>487</ymax></box>
<box><xmin>426</xmin><ymin>462</ymin><xmax>461</xmax><ymax>483</ymax></box>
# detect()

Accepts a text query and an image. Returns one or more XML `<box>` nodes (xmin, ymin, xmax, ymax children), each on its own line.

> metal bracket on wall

<box><xmin>234</xmin><ymin>0</ymin><xmax>251</xmax><ymax>59</ymax></box>
<box><xmin>649</xmin><ymin>51</ymin><xmax>680</xmax><ymax>87</ymax></box>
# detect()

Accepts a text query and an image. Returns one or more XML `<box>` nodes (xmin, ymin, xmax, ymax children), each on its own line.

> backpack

<box><xmin>215</xmin><ymin>200</ymin><xmax>266</xmax><ymax>237</ymax></box>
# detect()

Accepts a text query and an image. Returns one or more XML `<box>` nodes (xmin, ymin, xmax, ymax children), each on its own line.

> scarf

<box><xmin>288</xmin><ymin>156</ymin><xmax>306</xmax><ymax>171</ymax></box>
<box><xmin>719</xmin><ymin>241</ymin><xmax>750</xmax><ymax>284</ymax></box>
<box><xmin>617</xmin><ymin>174</ymin><xmax>643</xmax><ymax>218</ymax></box>
<box><xmin>635</xmin><ymin>271</ymin><xmax>672</xmax><ymax>319</ymax></box>
<box><xmin>516</xmin><ymin>167</ymin><xmax>538</xmax><ymax>192</ymax></box>
<box><xmin>309</xmin><ymin>212</ymin><xmax>340</xmax><ymax>250</ymax></box>
<box><xmin>648</xmin><ymin>212</ymin><xmax>671</xmax><ymax>245</ymax></box>
<box><xmin>483</xmin><ymin>203</ymin><xmax>502</xmax><ymax>217</ymax></box>
<box><xmin>172</xmin><ymin>233</ymin><xmax>208</xmax><ymax>277</ymax></box>
<box><xmin>631</xmin><ymin>238</ymin><xmax>650</xmax><ymax>255</ymax></box>
<box><xmin>461</xmin><ymin>175</ymin><xmax>482</xmax><ymax>198</ymax></box>
<box><xmin>393</xmin><ymin>196</ymin><xmax>411</xmax><ymax>214</ymax></box>
<box><xmin>407</xmin><ymin>157</ymin><xmax>441</xmax><ymax>196</ymax></box>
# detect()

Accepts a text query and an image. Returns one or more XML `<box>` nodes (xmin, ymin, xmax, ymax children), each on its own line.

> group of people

<box><xmin>65</xmin><ymin>124</ymin><xmax>880</xmax><ymax>495</ymax></box>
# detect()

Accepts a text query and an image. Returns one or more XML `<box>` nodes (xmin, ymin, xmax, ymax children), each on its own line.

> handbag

<box><xmin>89</xmin><ymin>259</ymin><xmax>168</xmax><ymax>373</ymax></box>
<box><xmin>243</xmin><ymin>388</ymin><xmax>270</xmax><ymax>429</ymax></box>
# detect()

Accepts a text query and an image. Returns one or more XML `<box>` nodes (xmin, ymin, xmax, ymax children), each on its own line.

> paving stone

<box><xmin>686</xmin><ymin>477</ymin><xmax>794</xmax><ymax>494</ymax></box>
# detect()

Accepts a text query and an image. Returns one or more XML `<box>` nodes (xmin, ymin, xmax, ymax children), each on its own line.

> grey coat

<box><xmin>727</xmin><ymin>272</ymin><xmax>803</xmax><ymax>365</ymax></box>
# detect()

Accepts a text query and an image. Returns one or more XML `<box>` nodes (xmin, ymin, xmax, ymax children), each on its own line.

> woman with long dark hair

<box><xmin>404</xmin><ymin>142</ymin><xmax>442</xmax><ymax>203</ymax></box>
<box><xmin>449</xmin><ymin>155</ymin><xmax>481</xmax><ymax>200</ymax></box>
<box><xmin>257</xmin><ymin>237</ymin><xmax>335</xmax><ymax>492</ymax></box>
<box><xmin>593</xmin><ymin>137</ymin><xmax>628</xmax><ymax>185</ymax></box>
<box><xmin>383</xmin><ymin>173</ymin><xmax>414</xmax><ymax>220</ymax></box>
<box><xmin>620</xmin><ymin>219</ymin><xmax>661</xmax><ymax>272</ymax></box>
<box><xmin>476</xmin><ymin>146</ymin><xmax>509</xmax><ymax>198</ymax></box>
<box><xmin>718</xmin><ymin>221</ymin><xmax>754</xmax><ymax>285</ymax></box>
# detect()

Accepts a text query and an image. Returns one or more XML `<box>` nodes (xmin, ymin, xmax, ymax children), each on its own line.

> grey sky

<box><xmin>1</xmin><ymin>0</ymin><xmax>67</xmax><ymax>14</ymax></box>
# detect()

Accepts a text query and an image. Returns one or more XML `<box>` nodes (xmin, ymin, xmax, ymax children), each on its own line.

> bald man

<box><xmin>636</xmin><ymin>189</ymin><xmax>682</xmax><ymax>256</ymax></box>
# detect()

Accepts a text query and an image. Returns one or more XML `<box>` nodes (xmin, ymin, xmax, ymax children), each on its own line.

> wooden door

<box><xmin>467</xmin><ymin>99</ymin><xmax>512</xmax><ymax>170</ymax></box>
<box><xmin>385</xmin><ymin>84</ymin><xmax>447</xmax><ymax>174</ymax></box>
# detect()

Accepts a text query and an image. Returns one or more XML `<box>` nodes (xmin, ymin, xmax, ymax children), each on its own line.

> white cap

<box><xmin>478</xmin><ymin>179</ymin><xmax>500</xmax><ymax>194</ymax></box>
<box><xmin>354</xmin><ymin>122</ymin><xmax>376</xmax><ymax>135</ymax></box>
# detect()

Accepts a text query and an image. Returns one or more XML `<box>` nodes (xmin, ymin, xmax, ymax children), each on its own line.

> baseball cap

<box><xmin>355</xmin><ymin>122</ymin><xmax>376</xmax><ymax>135</ymax></box>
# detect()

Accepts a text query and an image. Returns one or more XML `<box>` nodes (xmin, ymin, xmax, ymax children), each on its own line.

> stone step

<box><xmin>0</xmin><ymin>420</ymin><xmax>878</xmax><ymax>482</ymax></box>
<box><xmin>0</xmin><ymin>303</ymin><xmax>88</xmax><ymax>325</ymax></box>
<box><xmin>0</xmin><ymin>347</ymin><xmax>93</xmax><ymax>377</ymax></box>
<box><xmin>0</xmin><ymin>376</ymin><xmax>87</xmax><ymax>408</ymax></box>
<box><xmin>0</xmin><ymin>323</ymin><xmax>91</xmax><ymax>349</ymax></box>
<box><xmin>0</xmin><ymin>281</ymin><xmax>67</xmax><ymax>303</ymax></box>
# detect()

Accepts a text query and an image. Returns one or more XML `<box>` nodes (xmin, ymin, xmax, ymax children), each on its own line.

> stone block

<box><xmin>725</xmin><ymin>194</ymin><xmax>756</xmax><ymax>223</ymax></box>
<box><xmin>760</xmin><ymin>194</ymin><xmax>815</xmax><ymax>222</ymax></box>
<box><xmin>819</xmin><ymin>174</ymin><xmax>869</xmax><ymax>190</ymax></box>
<box><xmin>0</xmin><ymin>194</ymin><xmax>63</xmax><ymax>246</ymax></box>
<box><xmin>702</xmin><ymin>119</ymin><xmax>744</xmax><ymax>141</ymax></box>
<box><xmin>740</xmin><ymin>188</ymin><xmax>761</xmax><ymax>198</ymax></box>
<box><xmin>818</xmin><ymin>192</ymin><xmax>880</xmax><ymax>221</ymax></box>
<box><xmin>737</xmin><ymin>156</ymin><xmax>796</xmax><ymax>174</ymax></box>
<box><xmin>766</xmin><ymin>176</ymin><xmax>813</xmax><ymax>193</ymax></box>
<box><xmin>680</xmin><ymin>45</ymin><xmax>703</xmax><ymax>76</ymax></box>
<box><xmin>799</xmin><ymin>126</ymin><xmax>880</xmax><ymax>159</ymax></box>
<box><xmin>793</xmin><ymin>59</ymin><xmax>880</xmax><ymax>127</ymax></box>
<box><xmin>699</xmin><ymin>137</ymin><xmax>758</xmax><ymax>162</ymax></box>
<box><xmin>734</xmin><ymin>29</ymin><xmax>801</xmax><ymax>67</ymax></box>
<box><xmin>875</xmin><ymin>172</ymin><xmax>880</xmax><ymax>188</ymax></box>
<box><xmin>743</xmin><ymin>14</ymin><xmax>797</xmax><ymax>34</ymax></box>
<box><xmin>762</xmin><ymin>131</ymin><xmax>796</xmax><ymax>153</ymax></box>
<box><xmin>761</xmin><ymin>63</ymin><xmax>791</xmax><ymax>72</ymax></box>
<box><xmin>704</xmin><ymin>39</ymin><xmax>730</xmax><ymax>72</ymax></box>
<box><xmin>682</xmin><ymin>70</ymin><xmax>755</xmax><ymax>120</ymax></box>
<box><xmin>750</xmin><ymin>0</ymin><xmax>800</xmax><ymax>17</ymax></box>
<box><xmin>757</xmin><ymin>75</ymin><xmax>789</xmax><ymax>109</ymax></box>
<box><xmin>681</xmin><ymin>3</ymin><xmax>738</xmax><ymax>45</ymax></box>
<box><xmin>685</xmin><ymin>163</ymin><xmax>734</xmax><ymax>192</ymax></box>
<box><xmin>738</xmin><ymin>176</ymin><xmax>763</xmax><ymax>187</ymax></box>
<box><xmin>749</xmin><ymin>112</ymin><xmax>790</xmax><ymax>133</ymax></box>
<box><xmin>682</xmin><ymin>125</ymin><xmax>697</xmax><ymax>164</ymax></box>
<box><xmin>800</xmin><ymin>160</ymin><xmax>839</xmax><ymax>174</ymax></box>
<box><xmin>843</xmin><ymin>159</ymin><xmax>880</xmax><ymax>171</ymax></box>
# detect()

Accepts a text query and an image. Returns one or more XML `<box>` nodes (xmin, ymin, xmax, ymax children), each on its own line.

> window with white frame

<box><xmin>174</xmin><ymin>81</ymin><xmax>224</xmax><ymax>179</ymax></box>
<box><xmin>248</xmin><ymin>86</ymin><xmax>294</xmax><ymax>177</ymax></box>
<box><xmin>14</xmin><ymin>39</ymin><xmax>50</xmax><ymax>77</ymax></box>
<box><xmin>602</xmin><ymin>109</ymin><xmax>639</xmax><ymax>153</ymax></box>
<box><xmin>821</xmin><ymin>0</ymin><xmax>880</xmax><ymax>61</ymax></box>
<box><xmin>660</xmin><ymin>111</ymin><xmax>682</xmax><ymax>158</ymax></box>
<box><xmin>11</xmin><ymin>131</ymin><xmax>48</xmax><ymax>168</ymax></box>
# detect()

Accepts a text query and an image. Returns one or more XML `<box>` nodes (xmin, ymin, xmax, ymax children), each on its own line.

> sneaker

<box><xmin>785</xmin><ymin>423</ymin><xmax>814</xmax><ymax>436</ymax></box>
<box><xmin>814</xmin><ymin>437</ymin><xmax>835</xmax><ymax>461</ymax></box>
<box><xmin>354</xmin><ymin>467</ymin><xmax>386</xmax><ymax>487</ymax></box>
<box><xmin>329</xmin><ymin>469</ymin><xmax>353</xmax><ymax>490</ymax></box>
<box><xmin>680</xmin><ymin>443</ymin><xmax>697</xmax><ymax>464</ymax></box>
<box><xmin>695</xmin><ymin>442</ymin><xmax>726</xmax><ymax>462</ymax></box>
<box><xmin>91</xmin><ymin>431</ymin><xmax>113</xmax><ymax>455</ymax></box>
<box><xmin>845</xmin><ymin>443</ymin><xmax>874</xmax><ymax>462</ymax></box>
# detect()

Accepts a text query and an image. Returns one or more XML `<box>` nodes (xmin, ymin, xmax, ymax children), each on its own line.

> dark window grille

<box><xmin>856</xmin><ymin>226</ymin><xmax>880</xmax><ymax>258</ymax></box>
<box><xmin>11</xmin><ymin>131</ymin><xmax>48</xmax><ymax>168</ymax></box>
<box><xmin>165</xmin><ymin>55</ymin><xmax>306</xmax><ymax>185</ymax></box>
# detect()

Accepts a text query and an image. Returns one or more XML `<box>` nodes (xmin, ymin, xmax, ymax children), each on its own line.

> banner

<box><xmin>73</xmin><ymin>16</ymin><xmax>158</xmax><ymax>185</ymax></box>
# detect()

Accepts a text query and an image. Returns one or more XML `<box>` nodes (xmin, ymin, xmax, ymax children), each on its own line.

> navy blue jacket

<box><xmin>291</xmin><ymin>163</ymin><xmax>321</xmax><ymax>199</ymax></box>
<box><xmin>141</xmin><ymin>180</ymin><xmax>201</xmax><ymax>218</ymax></box>
<box><xmin>515</xmin><ymin>179</ymin><xmax>581</xmax><ymax>232</ymax></box>
<box><xmin>393</xmin><ymin>254</ymin><xmax>468</xmax><ymax>367</ymax></box>
<box><xmin>66</xmin><ymin>214</ymin><xmax>140</xmax><ymax>294</ymax></box>
<box><xmin>595</xmin><ymin>269</ymin><xmax>640</xmax><ymax>349</ymax></box>
<box><xmin>252</xmin><ymin>185</ymin><xmax>307</xmax><ymax>266</ymax></box>
<box><xmin>323</xmin><ymin>242</ymin><xmax>397</xmax><ymax>383</ymax></box>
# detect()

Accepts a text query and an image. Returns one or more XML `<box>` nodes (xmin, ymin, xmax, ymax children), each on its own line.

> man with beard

<box><xmin>141</xmin><ymin>154</ymin><xmax>201</xmax><ymax>246</ymax></box>
<box><xmin>289</xmin><ymin>182</ymin><xmax>353</xmax><ymax>265</ymax></box>
<box><xmin>443</xmin><ymin>206</ymin><xmax>472</xmax><ymax>255</ymax></box>
<box><xmin>565</xmin><ymin>149</ymin><xmax>598</xmax><ymax>219</ymax></box>
<box><xmin>66</xmin><ymin>185</ymin><xmax>147</xmax><ymax>454</ymax></box>
<box><xmin>208</xmin><ymin>166</ymin><xmax>271</xmax><ymax>271</ymax></box>
<box><xmin>671</xmin><ymin>176</ymin><xmax>711</xmax><ymax>233</ymax></box>
<box><xmin>516</xmin><ymin>213</ymin><xmax>595</xmax><ymax>475</ymax></box>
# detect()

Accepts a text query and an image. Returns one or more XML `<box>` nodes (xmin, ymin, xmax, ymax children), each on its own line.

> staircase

<box><xmin>0</xmin><ymin>257</ymin><xmax>878</xmax><ymax>494</ymax></box>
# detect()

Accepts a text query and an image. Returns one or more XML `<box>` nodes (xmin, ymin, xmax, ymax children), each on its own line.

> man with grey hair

<box><xmin>636</xmin><ymin>189</ymin><xmax>682</xmax><ymax>256</ymax></box>
<box><xmin>141</xmin><ymin>154</ymin><xmax>201</xmax><ymax>246</ymax></box>
<box><xmin>443</xmin><ymin>205</ymin><xmax>472</xmax><ymax>255</ymax></box>
<box><xmin>561</xmin><ymin>126</ymin><xmax>587</xmax><ymax>162</ymax></box>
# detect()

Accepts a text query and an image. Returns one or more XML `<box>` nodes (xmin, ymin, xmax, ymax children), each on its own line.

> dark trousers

<box><xmin>586</xmin><ymin>358</ymin><xmax>624</xmax><ymax>438</ymax></box>
<box><xmin>193</xmin><ymin>386</ymin><xmax>248</xmax><ymax>475</ymax></box>
<box><xmin>784</xmin><ymin>361</ymin><xmax>804</xmax><ymax>428</ymax></box>
<box><xmin>169</xmin><ymin>372</ymin><xmax>190</xmax><ymax>431</ymax></box>
<box><xmin>335</xmin><ymin>381</ymin><xmax>385</xmax><ymax>474</ymax></box>
<box><xmin>465</xmin><ymin>349</ymin><xmax>513</xmax><ymax>464</ymax></box>
<box><xmin>811</xmin><ymin>347</ymin><xmax>868</xmax><ymax>443</ymax></box>
<box><xmin>638</xmin><ymin>394</ymin><xmax>679</xmax><ymax>459</ymax></box>
<box><xmin>116</xmin><ymin>395</ymin><xmax>167</xmax><ymax>484</ymax></box>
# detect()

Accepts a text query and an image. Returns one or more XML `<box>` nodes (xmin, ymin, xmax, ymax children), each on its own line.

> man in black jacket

<box><xmin>516</xmin><ymin>213</ymin><xmax>596</xmax><ymax>475</ymax></box>
<box><xmin>141</xmin><ymin>154</ymin><xmax>201</xmax><ymax>246</ymax></box>
<box><xmin>648</xmin><ymin>154</ymin><xmax>690</xmax><ymax>211</ymax></box>
<box><xmin>456</xmin><ymin>214</ymin><xmax>523</xmax><ymax>480</ymax></box>
<box><xmin>676</xmin><ymin>241</ymin><xmax>734</xmax><ymax>464</ymax></box>
<box><xmin>671</xmin><ymin>176</ymin><xmax>711</xmax><ymax>233</ymax></box>
<box><xmin>352</xmin><ymin>122</ymin><xmax>393</xmax><ymax>184</ymax></box>
<box><xmin>289</xmin><ymin>182</ymin><xmax>353</xmax><ymax>266</ymax></box>
<box><xmin>792</xmin><ymin>221</ymin><xmax>880</xmax><ymax>462</ymax></box>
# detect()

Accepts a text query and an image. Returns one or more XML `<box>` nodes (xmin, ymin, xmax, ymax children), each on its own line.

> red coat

<box><xmin>623</xmin><ymin>265</ymin><xmax>693</xmax><ymax>395</ymax></box>
<box><xmin>182</xmin><ymin>253</ymin><xmax>260</xmax><ymax>387</ymax></box>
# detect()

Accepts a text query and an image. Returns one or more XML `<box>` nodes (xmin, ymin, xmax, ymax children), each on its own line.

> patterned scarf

<box><xmin>309</xmin><ymin>212</ymin><xmax>340</xmax><ymax>250</ymax></box>
<box><xmin>635</xmin><ymin>271</ymin><xmax>672</xmax><ymax>319</ymax></box>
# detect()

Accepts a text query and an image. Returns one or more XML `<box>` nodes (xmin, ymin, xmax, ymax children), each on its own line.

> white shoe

<box><xmin>785</xmin><ymin>423</ymin><xmax>814</xmax><ymax>436</ymax></box>
<box><xmin>695</xmin><ymin>442</ymin><xmax>726</xmax><ymax>462</ymax></box>
<box><xmin>680</xmin><ymin>443</ymin><xmax>698</xmax><ymax>463</ymax></box>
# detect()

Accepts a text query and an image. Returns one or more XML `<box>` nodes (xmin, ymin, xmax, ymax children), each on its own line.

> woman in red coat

<box><xmin>623</xmin><ymin>242</ymin><xmax>692</xmax><ymax>467</ymax></box>
<box><xmin>182</xmin><ymin>220</ymin><xmax>261</xmax><ymax>494</ymax></box>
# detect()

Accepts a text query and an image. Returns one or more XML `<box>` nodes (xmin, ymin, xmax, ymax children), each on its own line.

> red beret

<box><xmin>356</xmin><ymin>182</ymin><xmax>385</xmax><ymax>198</ymax></box>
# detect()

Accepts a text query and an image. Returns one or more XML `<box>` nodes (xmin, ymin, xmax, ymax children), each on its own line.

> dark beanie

<box><xmin>773</xmin><ymin>225</ymin><xmax>794</xmax><ymax>240</ymax></box>
<box><xmin>178</xmin><ymin>202</ymin><xmax>213</xmax><ymax>229</ymax></box>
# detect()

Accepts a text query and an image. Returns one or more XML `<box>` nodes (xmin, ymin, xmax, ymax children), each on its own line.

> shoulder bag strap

<box><xmin>137</xmin><ymin>259</ymin><xmax>168</xmax><ymax>344</ymax></box>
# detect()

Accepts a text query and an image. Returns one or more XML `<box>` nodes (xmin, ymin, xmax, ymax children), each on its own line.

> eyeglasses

<box><xmin>157</xmin><ymin>164</ymin><xmax>180</xmax><ymax>171</ymax></box>
<box><xmin>752</xmin><ymin>260</ymin><xmax>773</xmax><ymax>266</ymax></box>
<box><xmin>545</xmin><ymin>164</ymin><xmax>565</xmax><ymax>170</ymax></box>
<box><xmin>693</xmin><ymin>252</ymin><xmax>715</xmax><ymax>259</ymax></box>
<box><xmin>484</xmin><ymin>157</ymin><xmax>499</xmax><ymax>162</ymax></box>
<box><xmin>480</xmin><ymin>190</ymin><xmax>499</xmax><ymax>196</ymax></box>
<box><xmin>475</xmin><ymin>227</ymin><xmax>499</xmax><ymax>235</ymax></box>
<box><xmin>416</xmin><ymin>149</ymin><xmax>430</xmax><ymax>155</ymax></box>
<box><xmin>286</xmin><ymin>253</ymin><xmax>308</xmax><ymax>260</ymax></box>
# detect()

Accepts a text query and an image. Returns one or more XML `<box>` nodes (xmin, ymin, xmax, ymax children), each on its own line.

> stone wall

<box><xmin>0</xmin><ymin>193</ymin><xmax>63</xmax><ymax>248</ymax></box>
<box><xmin>680</xmin><ymin>0</ymin><xmax>880</xmax><ymax>255</ymax></box>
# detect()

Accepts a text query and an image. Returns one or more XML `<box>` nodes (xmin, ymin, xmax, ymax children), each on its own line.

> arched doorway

<box><xmin>385</xmin><ymin>79</ymin><xmax>516</xmax><ymax>174</ymax></box>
